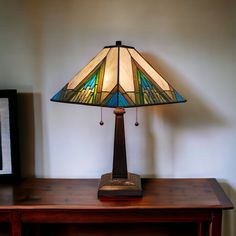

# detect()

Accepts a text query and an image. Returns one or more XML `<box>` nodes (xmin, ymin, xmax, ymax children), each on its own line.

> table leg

<box><xmin>10</xmin><ymin>211</ymin><xmax>21</xmax><ymax>236</ymax></box>
<box><xmin>197</xmin><ymin>222</ymin><xmax>203</xmax><ymax>236</ymax></box>
<box><xmin>34</xmin><ymin>224</ymin><xmax>43</xmax><ymax>236</ymax></box>
<box><xmin>209</xmin><ymin>210</ymin><xmax>222</xmax><ymax>236</ymax></box>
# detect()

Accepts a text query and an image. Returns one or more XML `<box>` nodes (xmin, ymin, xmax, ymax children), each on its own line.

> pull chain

<box><xmin>99</xmin><ymin>107</ymin><xmax>104</xmax><ymax>125</ymax></box>
<box><xmin>135</xmin><ymin>107</ymin><xmax>139</xmax><ymax>126</ymax></box>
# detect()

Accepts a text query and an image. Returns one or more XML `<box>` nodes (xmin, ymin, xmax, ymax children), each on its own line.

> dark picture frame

<box><xmin>0</xmin><ymin>90</ymin><xmax>20</xmax><ymax>182</ymax></box>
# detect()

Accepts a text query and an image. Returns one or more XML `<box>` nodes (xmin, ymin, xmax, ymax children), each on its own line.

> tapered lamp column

<box><xmin>112</xmin><ymin>108</ymin><xmax>128</xmax><ymax>179</ymax></box>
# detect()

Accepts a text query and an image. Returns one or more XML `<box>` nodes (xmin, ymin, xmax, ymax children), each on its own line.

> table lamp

<box><xmin>51</xmin><ymin>41</ymin><xmax>186</xmax><ymax>197</ymax></box>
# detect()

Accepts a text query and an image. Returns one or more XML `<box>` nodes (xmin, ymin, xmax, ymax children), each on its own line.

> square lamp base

<box><xmin>98</xmin><ymin>173</ymin><xmax>142</xmax><ymax>198</ymax></box>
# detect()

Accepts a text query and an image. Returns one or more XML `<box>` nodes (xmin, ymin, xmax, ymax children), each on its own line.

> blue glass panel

<box><xmin>140</xmin><ymin>72</ymin><xmax>163</xmax><ymax>94</ymax></box>
<box><xmin>51</xmin><ymin>90</ymin><xmax>63</xmax><ymax>101</ymax></box>
<box><xmin>138</xmin><ymin>70</ymin><xmax>162</xmax><ymax>104</ymax></box>
<box><xmin>106</xmin><ymin>92</ymin><xmax>118</xmax><ymax>106</ymax></box>
<box><xmin>174</xmin><ymin>90</ymin><xmax>185</xmax><ymax>102</ymax></box>
<box><xmin>70</xmin><ymin>70</ymin><xmax>100</xmax><ymax>103</ymax></box>
<box><xmin>118</xmin><ymin>93</ymin><xmax>129</xmax><ymax>106</ymax></box>
<box><xmin>83</xmin><ymin>73</ymin><xmax>97</xmax><ymax>90</ymax></box>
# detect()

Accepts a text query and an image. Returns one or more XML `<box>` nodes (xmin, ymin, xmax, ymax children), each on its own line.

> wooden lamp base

<box><xmin>98</xmin><ymin>173</ymin><xmax>142</xmax><ymax>198</ymax></box>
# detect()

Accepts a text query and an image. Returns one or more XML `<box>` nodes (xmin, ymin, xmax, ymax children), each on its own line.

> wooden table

<box><xmin>0</xmin><ymin>178</ymin><xmax>233</xmax><ymax>236</ymax></box>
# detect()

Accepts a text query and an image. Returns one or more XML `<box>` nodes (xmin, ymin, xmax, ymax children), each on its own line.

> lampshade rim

<box><xmin>50</xmin><ymin>97</ymin><xmax>187</xmax><ymax>109</ymax></box>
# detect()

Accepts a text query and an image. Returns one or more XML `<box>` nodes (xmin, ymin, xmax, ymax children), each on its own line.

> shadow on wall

<box><xmin>142</xmin><ymin>51</ymin><xmax>227</xmax><ymax>168</ymax></box>
<box><xmin>139</xmin><ymin>52</ymin><xmax>227</xmax><ymax>178</ymax></box>
<box><xmin>17</xmin><ymin>93</ymin><xmax>35</xmax><ymax>178</ymax></box>
<box><xmin>142</xmin><ymin>52</ymin><xmax>227</xmax><ymax>129</ymax></box>
<box><xmin>142</xmin><ymin>107</ymin><xmax>156</xmax><ymax>177</ymax></box>
<box><xmin>140</xmin><ymin>52</ymin><xmax>234</xmax><ymax>235</ymax></box>
<box><xmin>17</xmin><ymin>92</ymin><xmax>47</xmax><ymax>178</ymax></box>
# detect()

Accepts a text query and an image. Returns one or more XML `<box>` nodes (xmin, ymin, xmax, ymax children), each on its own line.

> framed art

<box><xmin>0</xmin><ymin>90</ymin><xmax>20</xmax><ymax>182</ymax></box>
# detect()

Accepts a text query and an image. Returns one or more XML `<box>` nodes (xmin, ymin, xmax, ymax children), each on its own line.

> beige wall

<box><xmin>0</xmin><ymin>0</ymin><xmax>235</xmax><ymax>235</ymax></box>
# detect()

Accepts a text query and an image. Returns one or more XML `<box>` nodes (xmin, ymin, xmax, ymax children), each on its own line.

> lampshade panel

<box><xmin>51</xmin><ymin>45</ymin><xmax>186</xmax><ymax>107</ymax></box>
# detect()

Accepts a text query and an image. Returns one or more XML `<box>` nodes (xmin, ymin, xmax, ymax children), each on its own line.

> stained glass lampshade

<box><xmin>51</xmin><ymin>41</ymin><xmax>186</xmax><ymax>197</ymax></box>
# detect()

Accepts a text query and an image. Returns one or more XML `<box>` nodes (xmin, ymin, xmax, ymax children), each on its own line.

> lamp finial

<box><xmin>116</xmin><ymin>41</ymin><xmax>122</xmax><ymax>46</ymax></box>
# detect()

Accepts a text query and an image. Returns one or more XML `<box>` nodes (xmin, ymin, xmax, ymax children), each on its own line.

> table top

<box><xmin>0</xmin><ymin>178</ymin><xmax>233</xmax><ymax>210</ymax></box>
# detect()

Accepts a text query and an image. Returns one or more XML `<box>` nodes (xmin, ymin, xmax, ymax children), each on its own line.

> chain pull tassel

<box><xmin>135</xmin><ymin>107</ymin><xmax>139</xmax><ymax>126</ymax></box>
<box><xmin>99</xmin><ymin>107</ymin><xmax>104</xmax><ymax>125</ymax></box>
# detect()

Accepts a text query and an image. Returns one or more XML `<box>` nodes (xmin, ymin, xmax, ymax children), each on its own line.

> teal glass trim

<box><xmin>52</xmin><ymin>90</ymin><xmax>63</xmax><ymax>101</ymax></box>
<box><xmin>174</xmin><ymin>90</ymin><xmax>185</xmax><ymax>102</ymax></box>
<box><xmin>106</xmin><ymin>92</ymin><xmax>118</xmax><ymax>106</ymax></box>
<box><xmin>118</xmin><ymin>93</ymin><xmax>129</xmax><ymax>106</ymax></box>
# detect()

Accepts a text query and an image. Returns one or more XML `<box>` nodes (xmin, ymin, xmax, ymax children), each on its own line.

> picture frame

<box><xmin>0</xmin><ymin>90</ymin><xmax>20</xmax><ymax>182</ymax></box>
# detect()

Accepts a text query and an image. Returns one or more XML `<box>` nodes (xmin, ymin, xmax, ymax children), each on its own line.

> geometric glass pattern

<box><xmin>51</xmin><ymin>42</ymin><xmax>186</xmax><ymax>108</ymax></box>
